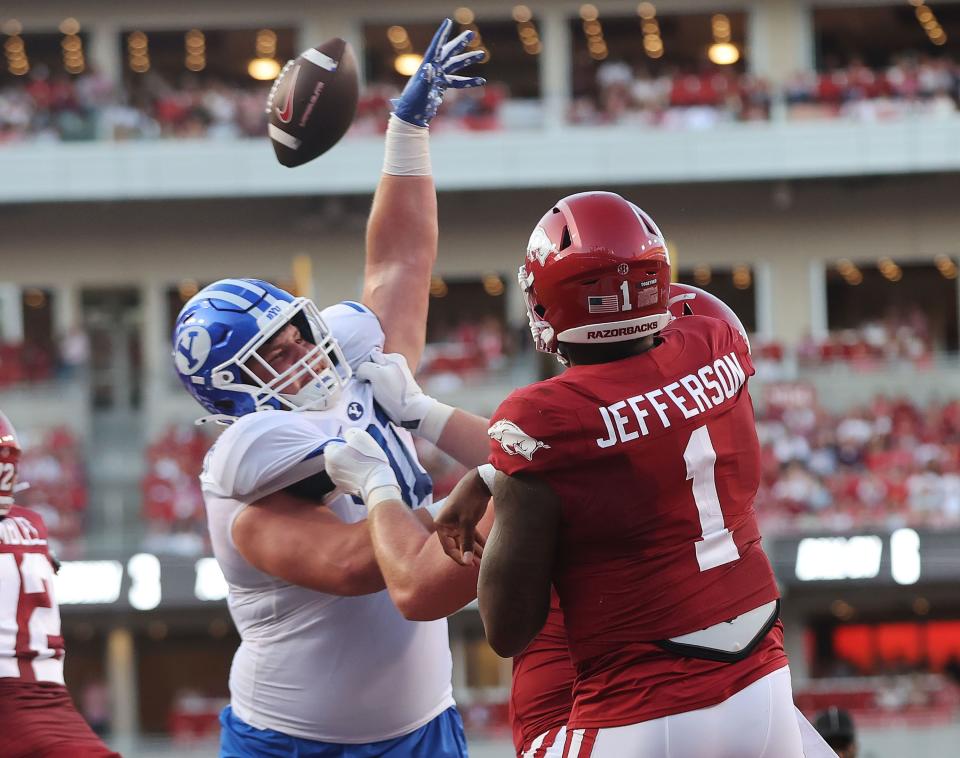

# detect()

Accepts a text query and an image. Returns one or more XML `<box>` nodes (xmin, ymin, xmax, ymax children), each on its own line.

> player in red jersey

<box><xmin>319</xmin><ymin>280</ymin><xmax>791</xmax><ymax>757</ymax></box>
<box><xmin>323</xmin><ymin>275</ymin><xmax>837</xmax><ymax>757</ymax></box>
<box><xmin>433</xmin><ymin>191</ymin><xmax>805</xmax><ymax>757</ymax></box>
<box><xmin>0</xmin><ymin>411</ymin><xmax>120</xmax><ymax>758</ymax></box>
<box><xmin>319</xmin><ymin>416</ymin><xmax>573</xmax><ymax>757</ymax></box>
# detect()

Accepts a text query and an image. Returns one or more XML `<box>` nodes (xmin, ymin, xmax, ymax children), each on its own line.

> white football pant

<box><xmin>563</xmin><ymin>667</ymin><xmax>820</xmax><ymax>758</ymax></box>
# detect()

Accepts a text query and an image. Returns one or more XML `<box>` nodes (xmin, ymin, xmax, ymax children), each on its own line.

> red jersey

<box><xmin>489</xmin><ymin>316</ymin><xmax>785</xmax><ymax>728</ymax></box>
<box><xmin>0</xmin><ymin>506</ymin><xmax>118</xmax><ymax>758</ymax></box>
<box><xmin>0</xmin><ymin>506</ymin><xmax>64</xmax><ymax>684</ymax></box>
<box><xmin>510</xmin><ymin>591</ymin><xmax>574</xmax><ymax>754</ymax></box>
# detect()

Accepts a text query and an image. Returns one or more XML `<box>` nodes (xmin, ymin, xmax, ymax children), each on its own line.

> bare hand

<box><xmin>434</xmin><ymin>468</ymin><xmax>490</xmax><ymax>566</ymax></box>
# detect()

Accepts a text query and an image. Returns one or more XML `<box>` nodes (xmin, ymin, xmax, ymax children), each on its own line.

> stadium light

<box><xmin>195</xmin><ymin>557</ymin><xmax>229</xmax><ymax>601</ymax></box>
<box><xmin>934</xmin><ymin>255</ymin><xmax>958</xmax><ymax>279</ymax></box>
<box><xmin>249</xmin><ymin>57</ymin><xmax>281</xmax><ymax>81</ymax></box>
<box><xmin>891</xmin><ymin>528</ymin><xmax>921</xmax><ymax>585</ymax></box>
<box><xmin>128</xmin><ymin>31</ymin><xmax>150</xmax><ymax>73</ymax></box>
<box><xmin>637</xmin><ymin>4</ymin><xmax>663</xmax><ymax>60</ymax></box>
<box><xmin>185</xmin><ymin>29</ymin><xmax>206</xmax><ymax>72</ymax></box>
<box><xmin>483</xmin><ymin>274</ymin><xmax>505</xmax><ymax>296</ymax></box>
<box><xmin>394</xmin><ymin>53</ymin><xmax>423</xmax><ymax>77</ymax></box>
<box><xmin>387</xmin><ymin>25</ymin><xmax>412</xmax><ymax>52</ymax></box>
<box><xmin>795</xmin><ymin>535</ymin><xmax>883</xmax><ymax>581</ymax></box>
<box><xmin>128</xmin><ymin>553</ymin><xmax>161</xmax><ymax>611</ymax></box>
<box><xmin>708</xmin><ymin>42</ymin><xmax>740</xmax><ymax>66</ymax></box>
<box><xmin>55</xmin><ymin>561</ymin><xmax>124</xmax><ymax>604</ymax></box>
<box><xmin>708</xmin><ymin>13</ymin><xmax>739</xmax><ymax>65</ymax></box>
<box><xmin>5</xmin><ymin>33</ymin><xmax>29</xmax><ymax>76</ymax></box>
<box><xmin>58</xmin><ymin>17</ymin><xmax>80</xmax><ymax>35</ymax></box>
<box><xmin>256</xmin><ymin>28</ymin><xmax>277</xmax><ymax>58</ymax></box>
<box><xmin>637</xmin><ymin>2</ymin><xmax>657</xmax><ymax>20</ymax></box>
<box><xmin>512</xmin><ymin>5</ymin><xmax>532</xmax><ymax>23</ymax></box>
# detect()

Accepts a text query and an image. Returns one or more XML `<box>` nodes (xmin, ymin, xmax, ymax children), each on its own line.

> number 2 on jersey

<box><xmin>0</xmin><ymin>462</ymin><xmax>15</xmax><ymax>491</ymax></box>
<box><xmin>684</xmin><ymin>425</ymin><xmax>740</xmax><ymax>571</ymax></box>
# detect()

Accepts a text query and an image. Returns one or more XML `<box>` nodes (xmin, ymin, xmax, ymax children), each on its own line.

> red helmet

<box><xmin>519</xmin><ymin>191</ymin><xmax>671</xmax><ymax>357</ymax></box>
<box><xmin>0</xmin><ymin>411</ymin><xmax>21</xmax><ymax>516</ymax></box>
<box><xmin>667</xmin><ymin>283</ymin><xmax>751</xmax><ymax>353</ymax></box>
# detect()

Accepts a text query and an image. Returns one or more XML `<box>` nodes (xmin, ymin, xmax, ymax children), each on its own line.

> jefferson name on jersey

<box><xmin>596</xmin><ymin>350</ymin><xmax>747</xmax><ymax>448</ymax></box>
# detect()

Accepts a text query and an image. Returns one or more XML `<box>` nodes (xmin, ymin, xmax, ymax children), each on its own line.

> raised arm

<box><xmin>361</xmin><ymin>19</ymin><xmax>484</xmax><ymax>369</ymax></box>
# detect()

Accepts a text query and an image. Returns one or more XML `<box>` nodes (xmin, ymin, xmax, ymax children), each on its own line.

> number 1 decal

<box><xmin>620</xmin><ymin>280</ymin><xmax>632</xmax><ymax>311</ymax></box>
<box><xmin>683</xmin><ymin>425</ymin><xmax>740</xmax><ymax>571</ymax></box>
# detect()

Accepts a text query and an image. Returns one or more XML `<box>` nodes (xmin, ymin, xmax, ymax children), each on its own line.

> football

<box><xmin>266</xmin><ymin>37</ymin><xmax>359</xmax><ymax>168</ymax></box>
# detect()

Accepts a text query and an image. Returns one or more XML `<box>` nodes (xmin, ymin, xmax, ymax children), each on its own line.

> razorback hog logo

<box><xmin>488</xmin><ymin>419</ymin><xmax>550</xmax><ymax>461</ymax></box>
<box><xmin>526</xmin><ymin>226</ymin><xmax>556</xmax><ymax>266</ymax></box>
<box><xmin>587</xmin><ymin>322</ymin><xmax>659</xmax><ymax>340</ymax></box>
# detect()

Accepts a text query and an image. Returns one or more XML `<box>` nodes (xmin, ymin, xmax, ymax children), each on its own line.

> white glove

<box><xmin>356</xmin><ymin>352</ymin><xmax>454</xmax><ymax>444</ymax></box>
<box><xmin>324</xmin><ymin>429</ymin><xmax>402</xmax><ymax>509</ymax></box>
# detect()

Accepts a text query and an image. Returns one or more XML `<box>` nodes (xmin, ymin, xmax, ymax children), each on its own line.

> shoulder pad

<box><xmin>322</xmin><ymin>301</ymin><xmax>385</xmax><ymax>372</ymax></box>
<box><xmin>201</xmin><ymin>411</ymin><xmax>341</xmax><ymax>501</ymax></box>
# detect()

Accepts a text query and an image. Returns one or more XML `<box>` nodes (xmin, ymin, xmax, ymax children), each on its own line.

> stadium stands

<box><xmin>15</xmin><ymin>425</ymin><xmax>87</xmax><ymax>547</ymax></box>
<box><xmin>3</xmin><ymin>53</ymin><xmax>958</xmax><ymax>143</ymax></box>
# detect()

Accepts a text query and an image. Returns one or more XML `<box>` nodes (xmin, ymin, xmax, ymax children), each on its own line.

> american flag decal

<box><xmin>588</xmin><ymin>295</ymin><xmax>619</xmax><ymax>313</ymax></box>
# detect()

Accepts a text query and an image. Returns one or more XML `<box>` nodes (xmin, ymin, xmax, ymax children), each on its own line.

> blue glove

<box><xmin>392</xmin><ymin>18</ymin><xmax>486</xmax><ymax>127</ymax></box>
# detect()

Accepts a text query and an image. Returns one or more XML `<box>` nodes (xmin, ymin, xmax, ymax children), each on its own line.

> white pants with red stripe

<box><xmin>521</xmin><ymin>725</ymin><xmax>566</xmax><ymax>757</ymax></box>
<box><xmin>561</xmin><ymin>667</ymin><xmax>821</xmax><ymax>758</ymax></box>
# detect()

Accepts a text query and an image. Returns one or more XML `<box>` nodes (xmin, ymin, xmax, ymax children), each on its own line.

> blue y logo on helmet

<box><xmin>174</xmin><ymin>325</ymin><xmax>212</xmax><ymax>376</ymax></box>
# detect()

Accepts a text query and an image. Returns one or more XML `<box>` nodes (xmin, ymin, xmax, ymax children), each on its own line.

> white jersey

<box><xmin>199</xmin><ymin>301</ymin><xmax>453</xmax><ymax>743</ymax></box>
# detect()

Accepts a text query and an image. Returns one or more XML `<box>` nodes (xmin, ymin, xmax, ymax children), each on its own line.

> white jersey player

<box><xmin>199</xmin><ymin>302</ymin><xmax>455</xmax><ymax>745</ymax></box>
<box><xmin>171</xmin><ymin>19</ymin><xmax>490</xmax><ymax>757</ymax></box>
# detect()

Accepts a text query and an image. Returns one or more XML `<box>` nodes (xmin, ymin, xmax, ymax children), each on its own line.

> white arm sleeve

<box><xmin>201</xmin><ymin>411</ymin><xmax>343</xmax><ymax>502</ymax></box>
<box><xmin>322</xmin><ymin>301</ymin><xmax>385</xmax><ymax>372</ymax></box>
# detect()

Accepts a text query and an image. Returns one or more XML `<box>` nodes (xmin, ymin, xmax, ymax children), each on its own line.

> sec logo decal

<box><xmin>346</xmin><ymin>402</ymin><xmax>364</xmax><ymax>420</ymax></box>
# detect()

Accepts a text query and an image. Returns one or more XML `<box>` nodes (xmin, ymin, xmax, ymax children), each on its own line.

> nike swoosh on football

<box><xmin>276</xmin><ymin>65</ymin><xmax>300</xmax><ymax>124</ymax></box>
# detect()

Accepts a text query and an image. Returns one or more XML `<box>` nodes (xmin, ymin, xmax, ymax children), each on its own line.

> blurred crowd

<box><xmin>131</xmin><ymin>392</ymin><xmax>960</xmax><ymax>553</ymax></box>
<box><xmin>571</xmin><ymin>62</ymin><xmax>772</xmax><ymax>127</ymax></box>
<box><xmin>4</xmin><ymin>54</ymin><xmax>960</xmax><ymax>143</ymax></box>
<box><xmin>419</xmin><ymin>317</ymin><xmax>511</xmax><ymax>381</ymax></box>
<box><xmin>0</xmin><ymin>342</ymin><xmax>56</xmax><ymax>385</ymax></box>
<box><xmin>15</xmin><ymin>426</ymin><xmax>87</xmax><ymax>547</ymax></box>
<box><xmin>786</xmin><ymin>54</ymin><xmax>960</xmax><ymax>121</ymax></box>
<box><xmin>0</xmin><ymin>67</ymin><xmax>268</xmax><ymax>142</ymax></box>
<box><xmin>140</xmin><ymin>424</ymin><xmax>212</xmax><ymax>555</ymax></box>
<box><xmin>755</xmin><ymin>396</ymin><xmax>960</xmax><ymax>535</ymax></box>
<box><xmin>0</xmin><ymin>328</ymin><xmax>89</xmax><ymax>387</ymax></box>
<box><xmin>796</xmin><ymin>310</ymin><xmax>935</xmax><ymax>367</ymax></box>
<box><xmin>794</xmin><ymin>672</ymin><xmax>960</xmax><ymax>723</ymax></box>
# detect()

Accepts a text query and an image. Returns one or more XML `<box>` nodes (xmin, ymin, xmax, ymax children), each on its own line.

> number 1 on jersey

<box><xmin>684</xmin><ymin>425</ymin><xmax>740</xmax><ymax>571</ymax></box>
